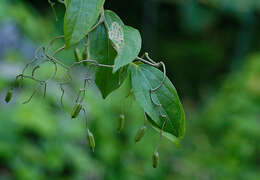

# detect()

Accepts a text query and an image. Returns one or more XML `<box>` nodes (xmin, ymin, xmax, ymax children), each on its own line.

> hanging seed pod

<box><xmin>71</xmin><ymin>103</ymin><xmax>82</xmax><ymax>119</ymax></box>
<box><xmin>152</xmin><ymin>151</ymin><xmax>159</xmax><ymax>168</ymax></box>
<box><xmin>5</xmin><ymin>89</ymin><xmax>13</xmax><ymax>103</ymax></box>
<box><xmin>134</xmin><ymin>125</ymin><xmax>147</xmax><ymax>143</ymax></box>
<box><xmin>74</xmin><ymin>48</ymin><xmax>82</xmax><ymax>62</ymax></box>
<box><xmin>86</xmin><ymin>129</ymin><xmax>95</xmax><ymax>152</ymax></box>
<box><xmin>117</xmin><ymin>114</ymin><xmax>125</xmax><ymax>133</ymax></box>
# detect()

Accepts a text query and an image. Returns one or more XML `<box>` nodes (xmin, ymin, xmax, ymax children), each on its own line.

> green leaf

<box><xmin>104</xmin><ymin>10</ymin><xmax>124</xmax><ymax>27</ymax></box>
<box><xmin>104</xmin><ymin>10</ymin><xmax>125</xmax><ymax>52</ymax></box>
<box><xmin>88</xmin><ymin>24</ymin><xmax>122</xmax><ymax>98</ymax></box>
<box><xmin>112</xmin><ymin>26</ymin><xmax>142</xmax><ymax>73</ymax></box>
<box><xmin>105</xmin><ymin>74</ymin><xmax>132</xmax><ymax>105</ymax></box>
<box><xmin>64</xmin><ymin>0</ymin><xmax>70</xmax><ymax>7</ymax></box>
<box><xmin>149</xmin><ymin>118</ymin><xmax>181</xmax><ymax>146</ymax></box>
<box><xmin>104</xmin><ymin>10</ymin><xmax>142</xmax><ymax>73</ymax></box>
<box><xmin>64</xmin><ymin>0</ymin><xmax>105</xmax><ymax>48</ymax></box>
<box><xmin>129</xmin><ymin>63</ymin><xmax>185</xmax><ymax>140</ymax></box>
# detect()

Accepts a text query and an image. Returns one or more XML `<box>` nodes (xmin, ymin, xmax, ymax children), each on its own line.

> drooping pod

<box><xmin>74</xmin><ymin>48</ymin><xmax>82</xmax><ymax>62</ymax></box>
<box><xmin>5</xmin><ymin>89</ymin><xmax>13</xmax><ymax>103</ymax></box>
<box><xmin>71</xmin><ymin>103</ymin><xmax>82</xmax><ymax>119</ymax></box>
<box><xmin>134</xmin><ymin>125</ymin><xmax>147</xmax><ymax>143</ymax></box>
<box><xmin>86</xmin><ymin>129</ymin><xmax>95</xmax><ymax>152</ymax></box>
<box><xmin>152</xmin><ymin>151</ymin><xmax>159</xmax><ymax>168</ymax></box>
<box><xmin>117</xmin><ymin>114</ymin><xmax>125</xmax><ymax>133</ymax></box>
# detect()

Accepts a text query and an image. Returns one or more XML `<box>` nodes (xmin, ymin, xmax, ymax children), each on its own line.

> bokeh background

<box><xmin>1</xmin><ymin>0</ymin><xmax>260</xmax><ymax>179</ymax></box>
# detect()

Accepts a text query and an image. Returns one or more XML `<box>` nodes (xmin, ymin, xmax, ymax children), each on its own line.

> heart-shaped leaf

<box><xmin>112</xmin><ymin>26</ymin><xmax>142</xmax><ymax>73</ymax></box>
<box><xmin>129</xmin><ymin>63</ymin><xmax>185</xmax><ymax>140</ymax></box>
<box><xmin>64</xmin><ymin>0</ymin><xmax>105</xmax><ymax>48</ymax></box>
<box><xmin>104</xmin><ymin>10</ymin><xmax>124</xmax><ymax>27</ymax></box>
<box><xmin>88</xmin><ymin>23</ymin><xmax>124</xmax><ymax>98</ymax></box>
<box><xmin>104</xmin><ymin>11</ymin><xmax>141</xmax><ymax>73</ymax></box>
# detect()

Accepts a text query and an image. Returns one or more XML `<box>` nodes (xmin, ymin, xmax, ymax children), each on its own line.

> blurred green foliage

<box><xmin>1</xmin><ymin>0</ymin><xmax>260</xmax><ymax>180</ymax></box>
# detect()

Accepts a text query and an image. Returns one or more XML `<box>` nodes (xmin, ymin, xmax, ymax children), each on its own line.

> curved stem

<box><xmin>151</xmin><ymin>62</ymin><xmax>166</xmax><ymax>91</ymax></box>
<box><xmin>135</xmin><ymin>56</ymin><xmax>167</xmax><ymax>118</ymax></box>
<box><xmin>53</xmin><ymin>45</ymin><xmax>65</xmax><ymax>57</ymax></box>
<box><xmin>22</xmin><ymin>85</ymin><xmax>41</xmax><ymax>104</ymax></box>
<box><xmin>32</xmin><ymin>65</ymin><xmax>40</xmax><ymax>77</ymax></box>
<box><xmin>59</xmin><ymin>84</ymin><xmax>65</xmax><ymax>108</ymax></box>
<box><xmin>46</xmin><ymin>35</ymin><xmax>64</xmax><ymax>53</ymax></box>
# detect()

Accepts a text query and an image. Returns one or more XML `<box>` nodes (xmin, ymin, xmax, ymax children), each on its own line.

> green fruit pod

<box><xmin>71</xmin><ymin>103</ymin><xmax>82</xmax><ymax>119</ymax></box>
<box><xmin>87</xmin><ymin>129</ymin><xmax>95</xmax><ymax>152</ymax></box>
<box><xmin>117</xmin><ymin>114</ymin><xmax>125</xmax><ymax>133</ymax></box>
<box><xmin>134</xmin><ymin>125</ymin><xmax>147</xmax><ymax>143</ymax></box>
<box><xmin>74</xmin><ymin>48</ymin><xmax>82</xmax><ymax>62</ymax></box>
<box><xmin>152</xmin><ymin>151</ymin><xmax>159</xmax><ymax>168</ymax></box>
<box><xmin>5</xmin><ymin>89</ymin><xmax>13</xmax><ymax>103</ymax></box>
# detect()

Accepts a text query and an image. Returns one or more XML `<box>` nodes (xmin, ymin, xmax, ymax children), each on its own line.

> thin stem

<box><xmin>151</xmin><ymin>62</ymin><xmax>166</xmax><ymax>91</ymax></box>
<box><xmin>48</xmin><ymin>0</ymin><xmax>58</xmax><ymax>21</ymax></box>
<box><xmin>34</xmin><ymin>46</ymin><xmax>45</xmax><ymax>59</ymax></box>
<box><xmin>45</xmin><ymin>54</ymin><xmax>70</xmax><ymax>70</ymax></box>
<box><xmin>53</xmin><ymin>45</ymin><xmax>65</xmax><ymax>57</ymax></box>
<box><xmin>144</xmin><ymin>112</ymin><xmax>148</xmax><ymax>125</ymax></box>
<box><xmin>32</xmin><ymin>65</ymin><xmax>40</xmax><ymax>77</ymax></box>
<box><xmin>16</xmin><ymin>74</ymin><xmax>45</xmax><ymax>84</ymax></box>
<box><xmin>145</xmin><ymin>52</ymin><xmax>157</xmax><ymax>64</ymax></box>
<box><xmin>155</xmin><ymin>118</ymin><xmax>167</xmax><ymax>151</ymax></box>
<box><xmin>80</xmin><ymin>76</ymin><xmax>91</xmax><ymax>103</ymax></box>
<box><xmin>47</xmin><ymin>59</ymin><xmax>58</xmax><ymax>81</ymax></box>
<box><xmin>135</xmin><ymin>56</ymin><xmax>167</xmax><ymax>118</ymax></box>
<box><xmin>46</xmin><ymin>35</ymin><xmax>64</xmax><ymax>53</ymax></box>
<box><xmin>22</xmin><ymin>85</ymin><xmax>41</xmax><ymax>104</ymax></box>
<box><xmin>82</xmin><ymin>107</ymin><xmax>89</xmax><ymax>129</ymax></box>
<box><xmin>70</xmin><ymin>59</ymin><xmax>114</xmax><ymax>69</ymax></box>
<box><xmin>89</xmin><ymin>13</ymin><xmax>104</xmax><ymax>33</ymax></box>
<box><xmin>60</xmin><ymin>84</ymin><xmax>65</xmax><ymax>108</ymax></box>
<box><xmin>43</xmin><ymin>83</ymin><xmax>47</xmax><ymax>98</ymax></box>
<box><xmin>149</xmin><ymin>91</ymin><xmax>166</xmax><ymax>118</ymax></box>
<box><xmin>136</xmin><ymin>57</ymin><xmax>159</xmax><ymax>67</ymax></box>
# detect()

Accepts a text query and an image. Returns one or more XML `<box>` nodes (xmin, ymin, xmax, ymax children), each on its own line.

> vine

<box><xmin>4</xmin><ymin>0</ymin><xmax>185</xmax><ymax>168</ymax></box>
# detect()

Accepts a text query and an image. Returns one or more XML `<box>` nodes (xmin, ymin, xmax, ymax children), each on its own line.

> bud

<box><xmin>74</xmin><ymin>48</ymin><xmax>82</xmax><ymax>62</ymax></box>
<box><xmin>134</xmin><ymin>125</ymin><xmax>147</xmax><ymax>143</ymax></box>
<box><xmin>117</xmin><ymin>114</ymin><xmax>125</xmax><ymax>133</ymax></box>
<box><xmin>87</xmin><ymin>129</ymin><xmax>95</xmax><ymax>152</ymax></box>
<box><xmin>71</xmin><ymin>103</ymin><xmax>82</xmax><ymax>118</ymax></box>
<box><xmin>152</xmin><ymin>151</ymin><xmax>159</xmax><ymax>168</ymax></box>
<box><xmin>5</xmin><ymin>89</ymin><xmax>13</xmax><ymax>103</ymax></box>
